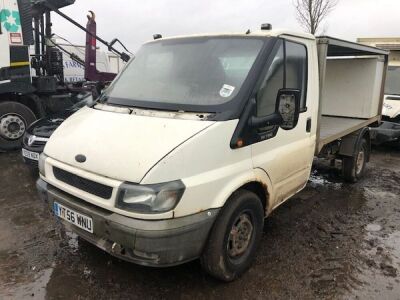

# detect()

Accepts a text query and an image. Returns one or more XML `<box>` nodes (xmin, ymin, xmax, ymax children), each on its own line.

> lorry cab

<box><xmin>37</xmin><ymin>28</ymin><xmax>387</xmax><ymax>281</ymax></box>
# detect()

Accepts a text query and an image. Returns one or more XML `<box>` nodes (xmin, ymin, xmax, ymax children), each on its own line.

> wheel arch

<box><xmin>215</xmin><ymin>169</ymin><xmax>274</xmax><ymax>217</ymax></box>
<box><xmin>338</xmin><ymin>127</ymin><xmax>371</xmax><ymax>161</ymax></box>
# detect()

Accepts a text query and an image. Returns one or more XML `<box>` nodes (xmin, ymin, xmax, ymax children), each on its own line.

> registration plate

<box><xmin>22</xmin><ymin>148</ymin><xmax>40</xmax><ymax>161</ymax></box>
<box><xmin>53</xmin><ymin>202</ymin><xmax>93</xmax><ymax>233</ymax></box>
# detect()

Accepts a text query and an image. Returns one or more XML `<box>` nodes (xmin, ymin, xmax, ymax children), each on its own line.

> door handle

<box><xmin>306</xmin><ymin>118</ymin><xmax>312</xmax><ymax>133</ymax></box>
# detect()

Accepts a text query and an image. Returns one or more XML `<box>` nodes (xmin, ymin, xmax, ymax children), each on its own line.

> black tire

<box><xmin>0</xmin><ymin>101</ymin><xmax>36</xmax><ymax>151</ymax></box>
<box><xmin>200</xmin><ymin>190</ymin><xmax>264</xmax><ymax>282</ymax></box>
<box><xmin>342</xmin><ymin>138</ymin><xmax>369</xmax><ymax>183</ymax></box>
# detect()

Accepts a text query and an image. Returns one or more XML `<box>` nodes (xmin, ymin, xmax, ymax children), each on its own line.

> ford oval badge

<box><xmin>75</xmin><ymin>154</ymin><xmax>86</xmax><ymax>163</ymax></box>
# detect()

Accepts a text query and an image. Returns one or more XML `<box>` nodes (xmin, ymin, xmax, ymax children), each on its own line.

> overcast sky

<box><xmin>51</xmin><ymin>0</ymin><xmax>400</xmax><ymax>53</ymax></box>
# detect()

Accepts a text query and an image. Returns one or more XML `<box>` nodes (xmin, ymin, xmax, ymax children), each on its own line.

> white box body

<box><xmin>322</xmin><ymin>57</ymin><xmax>384</xmax><ymax>119</ymax></box>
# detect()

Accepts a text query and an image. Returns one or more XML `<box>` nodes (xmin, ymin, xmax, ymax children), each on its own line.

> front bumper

<box><xmin>37</xmin><ymin>178</ymin><xmax>219</xmax><ymax>267</ymax></box>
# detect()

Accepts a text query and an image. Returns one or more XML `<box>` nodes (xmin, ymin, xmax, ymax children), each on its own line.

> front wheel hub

<box><xmin>227</xmin><ymin>213</ymin><xmax>254</xmax><ymax>258</ymax></box>
<box><xmin>0</xmin><ymin>114</ymin><xmax>26</xmax><ymax>140</ymax></box>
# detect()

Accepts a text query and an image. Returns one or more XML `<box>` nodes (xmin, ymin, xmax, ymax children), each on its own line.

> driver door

<box><xmin>251</xmin><ymin>39</ymin><xmax>315</xmax><ymax>207</ymax></box>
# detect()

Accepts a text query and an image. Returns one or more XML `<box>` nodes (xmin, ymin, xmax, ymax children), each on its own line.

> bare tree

<box><xmin>294</xmin><ymin>0</ymin><xmax>338</xmax><ymax>35</ymax></box>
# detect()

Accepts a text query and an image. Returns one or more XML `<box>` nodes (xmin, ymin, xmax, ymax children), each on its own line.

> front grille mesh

<box><xmin>23</xmin><ymin>135</ymin><xmax>47</xmax><ymax>148</ymax></box>
<box><xmin>53</xmin><ymin>167</ymin><xmax>113</xmax><ymax>199</ymax></box>
<box><xmin>32</xmin><ymin>140</ymin><xmax>46</xmax><ymax>147</ymax></box>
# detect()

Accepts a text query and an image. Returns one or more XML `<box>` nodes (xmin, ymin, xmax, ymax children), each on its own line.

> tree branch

<box><xmin>294</xmin><ymin>0</ymin><xmax>338</xmax><ymax>34</ymax></box>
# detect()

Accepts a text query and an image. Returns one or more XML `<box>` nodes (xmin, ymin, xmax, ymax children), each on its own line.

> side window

<box><xmin>256</xmin><ymin>40</ymin><xmax>308</xmax><ymax>118</ymax></box>
<box><xmin>256</xmin><ymin>43</ymin><xmax>284</xmax><ymax>117</ymax></box>
<box><xmin>286</xmin><ymin>41</ymin><xmax>308</xmax><ymax>109</ymax></box>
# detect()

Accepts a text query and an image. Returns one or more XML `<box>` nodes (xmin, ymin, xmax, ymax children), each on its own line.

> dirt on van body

<box><xmin>0</xmin><ymin>145</ymin><xmax>399</xmax><ymax>299</ymax></box>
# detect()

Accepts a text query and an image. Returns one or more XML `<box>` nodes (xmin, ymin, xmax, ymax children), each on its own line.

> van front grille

<box><xmin>53</xmin><ymin>167</ymin><xmax>113</xmax><ymax>199</ymax></box>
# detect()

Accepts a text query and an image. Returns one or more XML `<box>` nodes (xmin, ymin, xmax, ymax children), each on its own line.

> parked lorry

<box><xmin>37</xmin><ymin>26</ymin><xmax>388</xmax><ymax>281</ymax></box>
<box><xmin>57</xmin><ymin>41</ymin><xmax>123</xmax><ymax>83</ymax></box>
<box><xmin>0</xmin><ymin>0</ymin><xmax>129</xmax><ymax>151</ymax></box>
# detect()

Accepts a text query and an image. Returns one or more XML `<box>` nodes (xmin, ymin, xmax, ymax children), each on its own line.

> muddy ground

<box><xmin>0</xmin><ymin>145</ymin><xmax>399</xmax><ymax>299</ymax></box>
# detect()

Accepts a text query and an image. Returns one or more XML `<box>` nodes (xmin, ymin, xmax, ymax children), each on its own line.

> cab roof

<box><xmin>145</xmin><ymin>29</ymin><xmax>315</xmax><ymax>44</ymax></box>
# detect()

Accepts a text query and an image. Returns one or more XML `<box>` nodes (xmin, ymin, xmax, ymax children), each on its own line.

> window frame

<box><xmin>102</xmin><ymin>36</ymin><xmax>277</xmax><ymax>121</ymax></box>
<box><xmin>254</xmin><ymin>38</ymin><xmax>309</xmax><ymax>117</ymax></box>
<box><xmin>285</xmin><ymin>39</ymin><xmax>309</xmax><ymax>112</ymax></box>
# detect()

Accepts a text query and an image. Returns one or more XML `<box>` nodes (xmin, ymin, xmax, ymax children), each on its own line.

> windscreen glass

<box><xmin>105</xmin><ymin>37</ymin><xmax>265</xmax><ymax>110</ymax></box>
<box><xmin>385</xmin><ymin>66</ymin><xmax>400</xmax><ymax>96</ymax></box>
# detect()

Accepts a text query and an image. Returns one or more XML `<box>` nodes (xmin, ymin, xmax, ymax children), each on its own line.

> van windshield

<box><xmin>385</xmin><ymin>66</ymin><xmax>400</xmax><ymax>96</ymax></box>
<box><xmin>104</xmin><ymin>37</ymin><xmax>265</xmax><ymax>111</ymax></box>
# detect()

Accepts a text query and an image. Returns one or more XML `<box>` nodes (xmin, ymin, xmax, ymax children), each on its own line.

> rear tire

<box><xmin>342</xmin><ymin>138</ymin><xmax>368</xmax><ymax>183</ymax></box>
<box><xmin>0</xmin><ymin>101</ymin><xmax>36</xmax><ymax>151</ymax></box>
<box><xmin>200</xmin><ymin>190</ymin><xmax>264</xmax><ymax>282</ymax></box>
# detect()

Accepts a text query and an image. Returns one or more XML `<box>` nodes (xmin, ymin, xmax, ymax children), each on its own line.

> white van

<box><xmin>382</xmin><ymin>65</ymin><xmax>400</xmax><ymax>121</ymax></box>
<box><xmin>37</xmin><ymin>27</ymin><xmax>388</xmax><ymax>281</ymax></box>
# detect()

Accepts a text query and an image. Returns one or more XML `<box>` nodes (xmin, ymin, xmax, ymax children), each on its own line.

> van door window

<box><xmin>256</xmin><ymin>43</ymin><xmax>284</xmax><ymax>117</ymax></box>
<box><xmin>256</xmin><ymin>40</ymin><xmax>307</xmax><ymax>118</ymax></box>
<box><xmin>285</xmin><ymin>41</ymin><xmax>308</xmax><ymax>110</ymax></box>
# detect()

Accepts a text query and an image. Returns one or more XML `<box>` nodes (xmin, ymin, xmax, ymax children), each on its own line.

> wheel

<box><xmin>342</xmin><ymin>138</ymin><xmax>368</xmax><ymax>183</ymax></box>
<box><xmin>0</xmin><ymin>101</ymin><xmax>36</xmax><ymax>151</ymax></box>
<box><xmin>200</xmin><ymin>190</ymin><xmax>264</xmax><ymax>282</ymax></box>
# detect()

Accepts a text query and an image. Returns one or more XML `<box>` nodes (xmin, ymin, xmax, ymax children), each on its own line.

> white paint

<box><xmin>44</xmin><ymin>106</ymin><xmax>214</xmax><ymax>184</ymax></box>
<box><xmin>322</xmin><ymin>57</ymin><xmax>384</xmax><ymax>119</ymax></box>
<box><xmin>40</xmin><ymin>31</ymin><xmax>382</xmax><ymax>221</ymax></box>
<box><xmin>251</xmin><ymin>35</ymin><xmax>317</xmax><ymax>208</ymax></box>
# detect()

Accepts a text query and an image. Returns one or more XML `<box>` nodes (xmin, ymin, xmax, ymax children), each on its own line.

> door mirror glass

<box><xmin>276</xmin><ymin>89</ymin><xmax>300</xmax><ymax>130</ymax></box>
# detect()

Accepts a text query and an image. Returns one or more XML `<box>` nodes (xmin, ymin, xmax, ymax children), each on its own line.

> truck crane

<box><xmin>0</xmin><ymin>0</ymin><xmax>131</xmax><ymax>151</ymax></box>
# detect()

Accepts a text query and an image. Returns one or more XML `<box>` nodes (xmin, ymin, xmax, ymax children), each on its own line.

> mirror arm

<box><xmin>249</xmin><ymin>113</ymin><xmax>283</xmax><ymax>128</ymax></box>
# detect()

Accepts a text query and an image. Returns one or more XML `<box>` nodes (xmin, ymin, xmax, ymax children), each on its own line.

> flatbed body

<box><xmin>318</xmin><ymin>115</ymin><xmax>381</xmax><ymax>151</ymax></box>
<box><xmin>315</xmin><ymin>37</ymin><xmax>389</xmax><ymax>154</ymax></box>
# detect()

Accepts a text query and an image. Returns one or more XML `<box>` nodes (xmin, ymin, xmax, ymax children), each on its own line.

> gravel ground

<box><xmin>0</xmin><ymin>145</ymin><xmax>399</xmax><ymax>299</ymax></box>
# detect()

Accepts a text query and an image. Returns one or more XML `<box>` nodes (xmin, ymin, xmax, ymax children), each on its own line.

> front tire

<box><xmin>200</xmin><ymin>190</ymin><xmax>264</xmax><ymax>282</ymax></box>
<box><xmin>0</xmin><ymin>101</ymin><xmax>36</xmax><ymax>151</ymax></box>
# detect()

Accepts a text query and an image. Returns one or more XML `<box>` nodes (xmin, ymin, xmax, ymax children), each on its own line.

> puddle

<box><xmin>308</xmin><ymin>172</ymin><xmax>343</xmax><ymax>190</ymax></box>
<box><xmin>0</xmin><ymin>268</ymin><xmax>53</xmax><ymax>299</ymax></box>
<box><xmin>346</xmin><ymin>230</ymin><xmax>400</xmax><ymax>299</ymax></box>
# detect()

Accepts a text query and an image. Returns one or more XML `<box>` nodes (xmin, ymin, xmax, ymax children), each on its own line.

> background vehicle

<box><xmin>0</xmin><ymin>0</ymin><xmax>129</xmax><ymax>151</ymax></box>
<box><xmin>37</xmin><ymin>27</ymin><xmax>388</xmax><ymax>281</ymax></box>
<box><xmin>55</xmin><ymin>39</ymin><xmax>123</xmax><ymax>83</ymax></box>
<box><xmin>22</xmin><ymin>92</ymin><xmax>93</xmax><ymax>166</ymax></box>
<box><xmin>381</xmin><ymin>65</ymin><xmax>400</xmax><ymax>122</ymax></box>
<box><xmin>358</xmin><ymin>38</ymin><xmax>400</xmax><ymax>145</ymax></box>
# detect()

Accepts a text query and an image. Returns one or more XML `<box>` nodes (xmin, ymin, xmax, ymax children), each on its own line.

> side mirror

<box><xmin>276</xmin><ymin>89</ymin><xmax>301</xmax><ymax>130</ymax></box>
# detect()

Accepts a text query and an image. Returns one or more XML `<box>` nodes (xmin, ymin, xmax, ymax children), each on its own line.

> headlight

<box><xmin>38</xmin><ymin>152</ymin><xmax>48</xmax><ymax>176</ymax></box>
<box><xmin>116</xmin><ymin>180</ymin><xmax>185</xmax><ymax>214</ymax></box>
